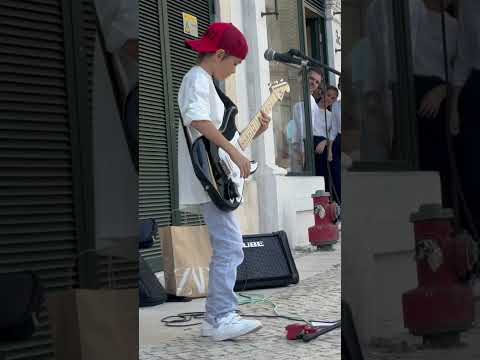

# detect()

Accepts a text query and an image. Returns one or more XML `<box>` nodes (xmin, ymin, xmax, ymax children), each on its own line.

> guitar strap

<box><xmin>180</xmin><ymin>81</ymin><xmax>234</xmax><ymax>160</ymax></box>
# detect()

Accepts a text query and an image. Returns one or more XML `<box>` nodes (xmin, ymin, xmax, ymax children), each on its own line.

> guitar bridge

<box><xmin>225</xmin><ymin>179</ymin><xmax>240</xmax><ymax>200</ymax></box>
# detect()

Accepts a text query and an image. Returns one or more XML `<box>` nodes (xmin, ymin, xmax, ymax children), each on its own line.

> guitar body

<box><xmin>191</xmin><ymin>105</ymin><xmax>258</xmax><ymax>212</ymax></box>
<box><xmin>188</xmin><ymin>81</ymin><xmax>290</xmax><ymax>212</ymax></box>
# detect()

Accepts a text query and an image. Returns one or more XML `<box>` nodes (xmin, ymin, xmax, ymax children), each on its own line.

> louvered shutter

<box><xmin>0</xmin><ymin>0</ymin><xmax>94</xmax><ymax>358</ymax></box>
<box><xmin>138</xmin><ymin>0</ymin><xmax>172</xmax><ymax>271</ymax></box>
<box><xmin>165</xmin><ymin>0</ymin><xmax>211</xmax><ymax>226</ymax></box>
<box><xmin>138</xmin><ymin>0</ymin><xmax>213</xmax><ymax>271</ymax></box>
<box><xmin>305</xmin><ymin>0</ymin><xmax>325</xmax><ymax>15</ymax></box>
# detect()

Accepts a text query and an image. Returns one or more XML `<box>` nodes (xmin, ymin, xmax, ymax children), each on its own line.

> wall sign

<box><xmin>182</xmin><ymin>12</ymin><xmax>198</xmax><ymax>37</ymax></box>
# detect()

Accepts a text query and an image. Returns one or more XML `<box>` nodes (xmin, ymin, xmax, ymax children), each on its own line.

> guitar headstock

<box><xmin>270</xmin><ymin>79</ymin><xmax>290</xmax><ymax>101</ymax></box>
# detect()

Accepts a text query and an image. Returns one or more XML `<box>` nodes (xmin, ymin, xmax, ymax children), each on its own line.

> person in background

<box><xmin>452</xmin><ymin>0</ymin><xmax>480</xmax><ymax>235</ymax></box>
<box><xmin>330</xmin><ymin>82</ymin><xmax>342</xmax><ymax>204</ymax></box>
<box><xmin>291</xmin><ymin>68</ymin><xmax>324</xmax><ymax>173</ymax></box>
<box><xmin>315</xmin><ymin>86</ymin><xmax>336</xmax><ymax>183</ymax></box>
<box><xmin>409</xmin><ymin>0</ymin><xmax>458</xmax><ymax>211</ymax></box>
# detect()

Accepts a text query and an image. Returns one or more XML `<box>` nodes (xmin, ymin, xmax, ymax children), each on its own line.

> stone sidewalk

<box><xmin>364</xmin><ymin>295</ymin><xmax>480</xmax><ymax>360</ymax></box>
<box><xmin>365</xmin><ymin>316</ymin><xmax>480</xmax><ymax>360</ymax></box>
<box><xmin>139</xmin><ymin>244</ymin><xmax>341</xmax><ymax>360</ymax></box>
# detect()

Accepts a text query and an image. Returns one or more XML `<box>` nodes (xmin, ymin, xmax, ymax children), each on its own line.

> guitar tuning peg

<box><xmin>280</xmin><ymin>78</ymin><xmax>284</xmax><ymax>82</ymax></box>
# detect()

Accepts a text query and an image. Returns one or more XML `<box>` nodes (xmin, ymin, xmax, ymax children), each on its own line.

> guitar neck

<box><xmin>238</xmin><ymin>93</ymin><xmax>279</xmax><ymax>150</ymax></box>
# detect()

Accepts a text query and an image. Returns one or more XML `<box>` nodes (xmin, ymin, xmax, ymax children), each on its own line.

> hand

<box><xmin>254</xmin><ymin>111</ymin><xmax>271</xmax><ymax>138</ymax></box>
<box><xmin>315</xmin><ymin>140</ymin><xmax>327</xmax><ymax>154</ymax></box>
<box><xmin>122</xmin><ymin>39</ymin><xmax>139</xmax><ymax>61</ymax></box>
<box><xmin>418</xmin><ymin>85</ymin><xmax>446</xmax><ymax>119</ymax></box>
<box><xmin>230</xmin><ymin>149</ymin><xmax>251</xmax><ymax>178</ymax></box>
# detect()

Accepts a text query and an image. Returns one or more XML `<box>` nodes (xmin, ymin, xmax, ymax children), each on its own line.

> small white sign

<box><xmin>183</xmin><ymin>13</ymin><xmax>199</xmax><ymax>38</ymax></box>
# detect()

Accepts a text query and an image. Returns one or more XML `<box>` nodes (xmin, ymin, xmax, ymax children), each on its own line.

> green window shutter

<box><xmin>164</xmin><ymin>0</ymin><xmax>211</xmax><ymax>226</ymax></box>
<box><xmin>139</xmin><ymin>0</ymin><xmax>173</xmax><ymax>271</ymax></box>
<box><xmin>97</xmin><ymin>255</ymin><xmax>139</xmax><ymax>289</ymax></box>
<box><xmin>138</xmin><ymin>0</ymin><xmax>213</xmax><ymax>272</ymax></box>
<box><xmin>0</xmin><ymin>0</ymin><xmax>92</xmax><ymax>357</ymax></box>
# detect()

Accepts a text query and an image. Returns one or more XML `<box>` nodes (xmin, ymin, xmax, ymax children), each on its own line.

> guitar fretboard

<box><xmin>238</xmin><ymin>93</ymin><xmax>279</xmax><ymax>150</ymax></box>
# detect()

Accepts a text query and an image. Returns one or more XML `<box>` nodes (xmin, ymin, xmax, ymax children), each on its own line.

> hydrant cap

<box><xmin>312</xmin><ymin>190</ymin><xmax>330</xmax><ymax>198</ymax></box>
<box><xmin>410</xmin><ymin>203</ymin><xmax>454</xmax><ymax>222</ymax></box>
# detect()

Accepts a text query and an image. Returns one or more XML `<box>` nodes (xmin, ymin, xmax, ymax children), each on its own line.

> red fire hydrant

<box><xmin>402</xmin><ymin>204</ymin><xmax>476</xmax><ymax>346</ymax></box>
<box><xmin>308</xmin><ymin>190</ymin><xmax>339</xmax><ymax>249</ymax></box>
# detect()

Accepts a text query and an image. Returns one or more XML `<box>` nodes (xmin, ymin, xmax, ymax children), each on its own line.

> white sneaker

<box><xmin>211</xmin><ymin>313</ymin><xmax>262</xmax><ymax>341</ymax></box>
<box><xmin>200</xmin><ymin>320</ymin><xmax>214</xmax><ymax>337</ymax></box>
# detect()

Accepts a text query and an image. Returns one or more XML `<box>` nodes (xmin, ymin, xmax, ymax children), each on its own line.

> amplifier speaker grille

<box><xmin>235</xmin><ymin>231</ymin><xmax>299</xmax><ymax>291</ymax></box>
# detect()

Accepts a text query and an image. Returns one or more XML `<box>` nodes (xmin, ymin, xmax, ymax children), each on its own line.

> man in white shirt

<box><xmin>290</xmin><ymin>68</ymin><xmax>325</xmax><ymax>173</ymax></box>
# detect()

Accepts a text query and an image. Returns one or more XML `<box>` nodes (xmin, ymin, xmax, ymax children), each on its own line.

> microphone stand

<box><xmin>288</xmin><ymin>50</ymin><xmax>341</xmax><ymax>201</ymax></box>
<box><xmin>288</xmin><ymin>49</ymin><xmax>341</xmax><ymax>76</ymax></box>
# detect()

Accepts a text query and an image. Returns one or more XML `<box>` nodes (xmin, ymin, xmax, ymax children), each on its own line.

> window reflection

<box><xmin>343</xmin><ymin>0</ymin><xmax>398</xmax><ymax>164</ymax></box>
<box><xmin>266</xmin><ymin>0</ymin><xmax>309</xmax><ymax>175</ymax></box>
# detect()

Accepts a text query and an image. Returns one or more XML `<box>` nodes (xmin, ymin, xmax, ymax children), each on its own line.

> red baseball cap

<box><xmin>185</xmin><ymin>22</ymin><xmax>248</xmax><ymax>60</ymax></box>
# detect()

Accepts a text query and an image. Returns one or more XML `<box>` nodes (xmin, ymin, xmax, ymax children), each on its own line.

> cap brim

<box><xmin>185</xmin><ymin>38</ymin><xmax>218</xmax><ymax>53</ymax></box>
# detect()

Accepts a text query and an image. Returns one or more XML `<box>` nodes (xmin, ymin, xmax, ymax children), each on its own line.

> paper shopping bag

<box><xmin>46</xmin><ymin>289</ymin><xmax>138</xmax><ymax>360</ymax></box>
<box><xmin>160</xmin><ymin>225</ymin><xmax>212</xmax><ymax>298</ymax></box>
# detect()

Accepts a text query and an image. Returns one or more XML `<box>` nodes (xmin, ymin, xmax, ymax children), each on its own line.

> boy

<box><xmin>291</xmin><ymin>68</ymin><xmax>324</xmax><ymax>172</ymax></box>
<box><xmin>178</xmin><ymin>22</ymin><xmax>271</xmax><ymax>341</ymax></box>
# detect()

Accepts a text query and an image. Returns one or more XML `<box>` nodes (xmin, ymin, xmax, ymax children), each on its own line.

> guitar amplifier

<box><xmin>234</xmin><ymin>231</ymin><xmax>299</xmax><ymax>291</ymax></box>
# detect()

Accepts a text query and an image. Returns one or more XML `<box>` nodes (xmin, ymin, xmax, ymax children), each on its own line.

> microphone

<box><xmin>264</xmin><ymin>49</ymin><xmax>306</xmax><ymax>66</ymax></box>
<box><xmin>288</xmin><ymin>48</ymin><xmax>305</xmax><ymax>58</ymax></box>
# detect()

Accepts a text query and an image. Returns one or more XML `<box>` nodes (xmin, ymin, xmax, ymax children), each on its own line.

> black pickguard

<box><xmin>190</xmin><ymin>85</ymin><xmax>242</xmax><ymax>212</ymax></box>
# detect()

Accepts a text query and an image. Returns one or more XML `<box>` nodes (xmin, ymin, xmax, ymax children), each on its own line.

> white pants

<box><xmin>200</xmin><ymin>202</ymin><xmax>244</xmax><ymax>326</ymax></box>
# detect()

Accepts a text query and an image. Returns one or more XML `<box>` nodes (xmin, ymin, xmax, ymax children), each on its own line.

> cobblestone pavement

<box><xmin>140</xmin><ymin>250</ymin><xmax>341</xmax><ymax>360</ymax></box>
<box><xmin>365</xmin><ymin>305</ymin><xmax>480</xmax><ymax>360</ymax></box>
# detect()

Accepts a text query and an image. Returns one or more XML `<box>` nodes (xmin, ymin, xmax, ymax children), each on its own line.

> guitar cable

<box><xmin>160</xmin><ymin>293</ymin><xmax>339</xmax><ymax>329</ymax></box>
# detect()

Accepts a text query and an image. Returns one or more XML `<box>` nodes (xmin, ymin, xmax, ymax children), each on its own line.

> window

<box><xmin>342</xmin><ymin>0</ymin><xmax>416</xmax><ymax>170</ymax></box>
<box><xmin>265</xmin><ymin>0</ymin><xmax>329</xmax><ymax>175</ymax></box>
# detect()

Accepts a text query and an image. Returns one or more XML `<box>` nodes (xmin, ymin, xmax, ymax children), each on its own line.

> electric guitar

<box><xmin>189</xmin><ymin>81</ymin><xmax>290</xmax><ymax>211</ymax></box>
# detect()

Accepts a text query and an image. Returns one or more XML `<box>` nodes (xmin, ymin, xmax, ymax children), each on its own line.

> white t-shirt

<box><xmin>454</xmin><ymin>0</ymin><xmax>480</xmax><ymax>86</ymax></box>
<box><xmin>315</xmin><ymin>107</ymin><xmax>334</xmax><ymax>140</ymax></box>
<box><xmin>292</xmin><ymin>95</ymin><xmax>334</xmax><ymax>144</ymax></box>
<box><xmin>177</xmin><ymin>66</ymin><xmax>225</xmax><ymax>209</ymax></box>
<box><xmin>408</xmin><ymin>0</ymin><xmax>457</xmax><ymax>80</ymax></box>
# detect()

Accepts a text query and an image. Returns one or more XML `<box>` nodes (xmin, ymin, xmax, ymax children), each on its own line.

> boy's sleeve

<box><xmin>180</xmin><ymin>75</ymin><xmax>212</xmax><ymax>126</ymax></box>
